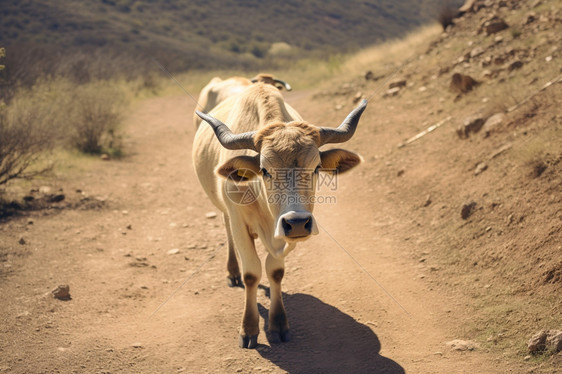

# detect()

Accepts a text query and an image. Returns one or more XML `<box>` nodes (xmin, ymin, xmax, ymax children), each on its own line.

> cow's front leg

<box><xmin>223</xmin><ymin>214</ymin><xmax>242</xmax><ymax>287</ymax></box>
<box><xmin>266</xmin><ymin>253</ymin><xmax>290</xmax><ymax>343</ymax></box>
<box><xmin>230</xmin><ymin>222</ymin><xmax>262</xmax><ymax>349</ymax></box>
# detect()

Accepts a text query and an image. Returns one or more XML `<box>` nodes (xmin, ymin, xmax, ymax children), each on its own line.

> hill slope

<box><xmin>1</xmin><ymin>0</ymin><xmax>462</xmax><ymax>72</ymax></box>
<box><xmin>307</xmin><ymin>0</ymin><xmax>561</xmax><ymax>368</ymax></box>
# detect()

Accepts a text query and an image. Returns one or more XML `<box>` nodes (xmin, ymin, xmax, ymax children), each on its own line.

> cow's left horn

<box><xmin>319</xmin><ymin>99</ymin><xmax>367</xmax><ymax>145</ymax></box>
<box><xmin>274</xmin><ymin>79</ymin><xmax>292</xmax><ymax>91</ymax></box>
<box><xmin>196</xmin><ymin>111</ymin><xmax>257</xmax><ymax>151</ymax></box>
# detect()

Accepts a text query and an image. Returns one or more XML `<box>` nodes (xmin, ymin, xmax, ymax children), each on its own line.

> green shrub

<box><xmin>66</xmin><ymin>82</ymin><xmax>126</xmax><ymax>154</ymax></box>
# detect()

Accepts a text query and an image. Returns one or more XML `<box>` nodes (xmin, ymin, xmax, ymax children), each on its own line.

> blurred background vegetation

<box><xmin>1</xmin><ymin>0</ymin><xmax>461</xmax><ymax>80</ymax></box>
<box><xmin>0</xmin><ymin>0</ymin><xmax>461</xmax><ymax>188</ymax></box>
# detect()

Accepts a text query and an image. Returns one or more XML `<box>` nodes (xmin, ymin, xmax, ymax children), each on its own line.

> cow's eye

<box><xmin>314</xmin><ymin>165</ymin><xmax>322</xmax><ymax>174</ymax></box>
<box><xmin>261</xmin><ymin>168</ymin><xmax>272</xmax><ymax>178</ymax></box>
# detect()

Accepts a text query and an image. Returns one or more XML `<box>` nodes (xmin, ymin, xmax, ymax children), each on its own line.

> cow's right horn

<box><xmin>196</xmin><ymin>111</ymin><xmax>257</xmax><ymax>152</ymax></box>
<box><xmin>318</xmin><ymin>99</ymin><xmax>367</xmax><ymax>145</ymax></box>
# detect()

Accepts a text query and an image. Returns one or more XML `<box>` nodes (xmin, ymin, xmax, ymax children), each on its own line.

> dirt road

<box><xmin>0</xmin><ymin>93</ymin><xmax>516</xmax><ymax>373</ymax></box>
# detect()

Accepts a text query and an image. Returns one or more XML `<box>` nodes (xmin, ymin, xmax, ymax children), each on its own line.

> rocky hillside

<box><xmin>309</xmin><ymin>0</ymin><xmax>561</xmax><ymax>366</ymax></box>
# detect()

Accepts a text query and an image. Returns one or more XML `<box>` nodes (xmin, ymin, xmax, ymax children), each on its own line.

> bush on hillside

<box><xmin>437</xmin><ymin>2</ymin><xmax>459</xmax><ymax>31</ymax></box>
<box><xmin>0</xmin><ymin>82</ymin><xmax>64</xmax><ymax>186</ymax></box>
<box><xmin>66</xmin><ymin>82</ymin><xmax>126</xmax><ymax>155</ymax></box>
<box><xmin>0</xmin><ymin>76</ymin><xmax>127</xmax><ymax>190</ymax></box>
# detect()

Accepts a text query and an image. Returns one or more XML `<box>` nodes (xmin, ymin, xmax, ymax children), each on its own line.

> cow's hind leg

<box><xmin>223</xmin><ymin>214</ymin><xmax>242</xmax><ymax>287</ymax></box>
<box><xmin>266</xmin><ymin>254</ymin><xmax>290</xmax><ymax>343</ymax></box>
<box><xmin>230</xmin><ymin>221</ymin><xmax>262</xmax><ymax>348</ymax></box>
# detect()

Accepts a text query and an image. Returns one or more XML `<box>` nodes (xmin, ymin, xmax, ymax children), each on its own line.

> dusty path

<box><xmin>0</xmin><ymin>92</ymin><xmax>514</xmax><ymax>373</ymax></box>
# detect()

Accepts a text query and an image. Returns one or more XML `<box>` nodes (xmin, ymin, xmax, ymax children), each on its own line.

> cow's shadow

<box><xmin>256</xmin><ymin>286</ymin><xmax>405</xmax><ymax>374</ymax></box>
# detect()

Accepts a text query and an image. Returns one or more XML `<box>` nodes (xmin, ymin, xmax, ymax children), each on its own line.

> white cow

<box><xmin>192</xmin><ymin>82</ymin><xmax>366</xmax><ymax>348</ymax></box>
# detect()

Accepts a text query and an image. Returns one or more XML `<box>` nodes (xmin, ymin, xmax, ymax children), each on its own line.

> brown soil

<box><xmin>1</xmin><ymin>2</ymin><xmax>561</xmax><ymax>373</ymax></box>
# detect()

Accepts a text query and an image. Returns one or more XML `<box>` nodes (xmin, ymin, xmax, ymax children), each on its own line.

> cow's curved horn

<box><xmin>196</xmin><ymin>111</ymin><xmax>257</xmax><ymax>152</ymax></box>
<box><xmin>274</xmin><ymin>79</ymin><xmax>292</xmax><ymax>91</ymax></box>
<box><xmin>319</xmin><ymin>99</ymin><xmax>367</xmax><ymax>145</ymax></box>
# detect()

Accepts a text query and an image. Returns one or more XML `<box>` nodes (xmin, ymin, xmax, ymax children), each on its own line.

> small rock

<box><xmin>528</xmin><ymin>330</ymin><xmax>562</xmax><ymax>353</ymax></box>
<box><xmin>39</xmin><ymin>186</ymin><xmax>52</xmax><ymax>194</ymax></box>
<box><xmin>16</xmin><ymin>311</ymin><xmax>30</xmax><ymax>318</ymax></box>
<box><xmin>446</xmin><ymin>339</ymin><xmax>478</xmax><ymax>351</ymax></box>
<box><xmin>507</xmin><ymin>214</ymin><xmax>514</xmax><ymax>225</ymax></box>
<box><xmin>481</xmin><ymin>69</ymin><xmax>494</xmax><ymax>78</ymax></box>
<box><xmin>461</xmin><ymin>202</ymin><xmax>477</xmax><ymax>220</ymax></box>
<box><xmin>484</xmin><ymin>17</ymin><xmax>509</xmax><ymax>35</ymax></box>
<box><xmin>167</xmin><ymin>248</ymin><xmax>180</xmax><ymax>255</ymax></box>
<box><xmin>132</xmin><ymin>343</ymin><xmax>143</xmax><ymax>348</ymax></box>
<box><xmin>353</xmin><ymin>92</ymin><xmax>363</xmax><ymax>103</ymax></box>
<box><xmin>457</xmin><ymin>114</ymin><xmax>485</xmax><ymax>139</ymax></box>
<box><xmin>482</xmin><ymin>112</ymin><xmax>507</xmax><ymax>137</ymax></box>
<box><xmin>507</xmin><ymin>60</ymin><xmax>524</xmax><ymax>71</ymax></box>
<box><xmin>388</xmin><ymin>78</ymin><xmax>407</xmax><ymax>89</ymax></box>
<box><xmin>423</xmin><ymin>195</ymin><xmax>432</xmax><ymax>207</ymax></box>
<box><xmin>46</xmin><ymin>194</ymin><xmax>65</xmax><ymax>203</ymax></box>
<box><xmin>474</xmin><ymin>163</ymin><xmax>488</xmax><ymax>176</ymax></box>
<box><xmin>205</xmin><ymin>211</ymin><xmax>217</xmax><ymax>219</ymax></box>
<box><xmin>459</xmin><ymin>0</ymin><xmax>478</xmax><ymax>14</ymax></box>
<box><xmin>470</xmin><ymin>47</ymin><xmax>485</xmax><ymax>58</ymax></box>
<box><xmin>545</xmin><ymin>56</ymin><xmax>553</xmax><ymax>62</ymax></box>
<box><xmin>523</xmin><ymin>12</ymin><xmax>536</xmax><ymax>25</ymax></box>
<box><xmin>383</xmin><ymin>87</ymin><xmax>401</xmax><ymax>97</ymax></box>
<box><xmin>129</xmin><ymin>261</ymin><xmax>149</xmax><ymax>267</ymax></box>
<box><xmin>450</xmin><ymin>73</ymin><xmax>479</xmax><ymax>94</ymax></box>
<box><xmin>18</xmin><ymin>237</ymin><xmax>26</xmax><ymax>245</ymax></box>
<box><xmin>52</xmin><ymin>285</ymin><xmax>71</xmax><ymax>301</ymax></box>
<box><xmin>100</xmin><ymin>154</ymin><xmax>110</xmax><ymax>161</ymax></box>
<box><xmin>489</xmin><ymin>143</ymin><xmax>512</xmax><ymax>159</ymax></box>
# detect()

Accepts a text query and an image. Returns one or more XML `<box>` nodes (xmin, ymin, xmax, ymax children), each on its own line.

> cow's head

<box><xmin>196</xmin><ymin>99</ymin><xmax>366</xmax><ymax>245</ymax></box>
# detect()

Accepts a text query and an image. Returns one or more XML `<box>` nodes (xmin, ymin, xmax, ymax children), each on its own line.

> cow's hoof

<box><xmin>269</xmin><ymin>329</ymin><xmax>291</xmax><ymax>344</ymax></box>
<box><xmin>239</xmin><ymin>334</ymin><xmax>258</xmax><ymax>349</ymax></box>
<box><xmin>227</xmin><ymin>275</ymin><xmax>243</xmax><ymax>288</ymax></box>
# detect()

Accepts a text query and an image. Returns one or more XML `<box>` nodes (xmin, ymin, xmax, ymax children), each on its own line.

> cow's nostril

<box><xmin>304</xmin><ymin>218</ymin><xmax>312</xmax><ymax>233</ymax></box>
<box><xmin>282</xmin><ymin>218</ymin><xmax>292</xmax><ymax>235</ymax></box>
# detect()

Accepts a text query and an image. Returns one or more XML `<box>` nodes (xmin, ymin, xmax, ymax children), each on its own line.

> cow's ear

<box><xmin>319</xmin><ymin>149</ymin><xmax>363</xmax><ymax>174</ymax></box>
<box><xmin>216</xmin><ymin>155</ymin><xmax>261</xmax><ymax>181</ymax></box>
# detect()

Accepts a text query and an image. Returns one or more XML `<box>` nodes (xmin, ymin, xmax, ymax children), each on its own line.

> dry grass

<box><xmin>341</xmin><ymin>24</ymin><xmax>442</xmax><ymax>78</ymax></box>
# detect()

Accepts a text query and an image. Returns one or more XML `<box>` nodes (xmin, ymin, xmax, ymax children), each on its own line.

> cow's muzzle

<box><xmin>274</xmin><ymin>211</ymin><xmax>319</xmax><ymax>241</ymax></box>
